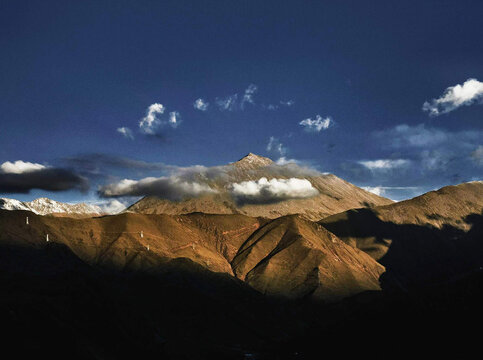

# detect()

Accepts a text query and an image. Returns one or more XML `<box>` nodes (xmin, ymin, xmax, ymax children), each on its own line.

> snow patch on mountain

<box><xmin>0</xmin><ymin>197</ymin><xmax>104</xmax><ymax>215</ymax></box>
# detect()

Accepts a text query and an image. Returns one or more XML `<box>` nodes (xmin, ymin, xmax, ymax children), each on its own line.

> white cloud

<box><xmin>117</xmin><ymin>127</ymin><xmax>134</xmax><ymax>140</ymax></box>
<box><xmin>280</xmin><ymin>100</ymin><xmax>295</xmax><ymax>107</ymax></box>
<box><xmin>361</xmin><ymin>186</ymin><xmax>385</xmax><ymax>196</ymax></box>
<box><xmin>241</xmin><ymin>84</ymin><xmax>258</xmax><ymax>109</ymax></box>
<box><xmin>139</xmin><ymin>103</ymin><xmax>165</xmax><ymax>134</ymax></box>
<box><xmin>230</xmin><ymin>177</ymin><xmax>319</xmax><ymax>204</ymax></box>
<box><xmin>423</xmin><ymin>78</ymin><xmax>483</xmax><ymax>116</ymax></box>
<box><xmin>299</xmin><ymin>115</ymin><xmax>333</xmax><ymax>132</ymax></box>
<box><xmin>358</xmin><ymin>159</ymin><xmax>410</xmax><ymax>170</ymax></box>
<box><xmin>471</xmin><ymin>145</ymin><xmax>483</xmax><ymax>166</ymax></box>
<box><xmin>216</xmin><ymin>94</ymin><xmax>238</xmax><ymax>111</ymax></box>
<box><xmin>193</xmin><ymin>98</ymin><xmax>209</xmax><ymax>111</ymax></box>
<box><xmin>361</xmin><ymin>185</ymin><xmax>420</xmax><ymax>199</ymax></box>
<box><xmin>0</xmin><ymin>160</ymin><xmax>46</xmax><ymax>174</ymax></box>
<box><xmin>266</xmin><ymin>136</ymin><xmax>287</xmax><ymax>156</ymax></box>
<box><xmin>96</xmin><ymin>199</ymin><xmax>127</xmax><ymax>214</ymax></box>
<box><xmin>139</xmin><ymin>103</ymin><xmax>180</xmax><ymax>134</ymax></box>
<box><xmin>275</xmin><ymin>157</ymin><xmax>299</xmax><ymax>165</ymax></box>
<box><xmin>98</xmin><ymin>176</ymin><xmax>217</xmax><ymax>201</ymax></box>
<box><xmin>169</xmin><ymin>111</ymin><xmax>181</xmax><ymax>128</ymax></box>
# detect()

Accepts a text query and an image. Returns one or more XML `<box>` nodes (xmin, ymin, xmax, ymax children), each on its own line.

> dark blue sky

<box><xmin>1</xmin><ymin>0</ymin><xmax>482</xmax><ymax>203</ymax></box>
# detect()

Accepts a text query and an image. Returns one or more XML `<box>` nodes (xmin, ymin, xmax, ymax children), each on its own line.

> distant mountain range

<box><xmin>0</xmin><ymin>197</ymin><xmax>103</xmax><ymax>216</ymax></box>
<box><xmin>0</xmin><ymin>160</ymin><xmax>481</xmax><ymax>358</ymax></box>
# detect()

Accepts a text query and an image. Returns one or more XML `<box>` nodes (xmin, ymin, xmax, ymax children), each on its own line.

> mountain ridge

<box><xmin>127</xmin><ymin>153</ymin><xmax>393</xmax><ymax>220</ymax></box>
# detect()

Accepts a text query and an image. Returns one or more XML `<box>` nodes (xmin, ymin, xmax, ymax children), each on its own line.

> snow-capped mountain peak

<box><xmin>0</xmin><ymin>197</ymin><xmax>103</xmax><ymax>216</ymax></box>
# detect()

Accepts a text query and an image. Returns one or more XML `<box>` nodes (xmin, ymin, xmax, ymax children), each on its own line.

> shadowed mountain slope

<box><xmin>320</xmin><ymin>181</ymin><xmax>483</xmax><ymax>289</ymax></box>
<box><xmin>231</xmin><ymin>215</ymin><xmax>384</xmax><ymax>301</ymax></box>
<box><xmin>127</xmin><ymin>153</ymin><xmax>392</xmax><ymax>221</ymax></box>
<box><xmin>0</xmin><ymin>209</ymin><xmax>382</xmax><ymax>302</ymax></box>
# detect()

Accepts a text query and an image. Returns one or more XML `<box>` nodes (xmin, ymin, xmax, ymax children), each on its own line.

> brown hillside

<box><xmin>231</xmin><ymin>215</ymin><xmax>384</xmax><ymax>301</ymax></box>
<box><xmin>320</xmin><ymin>181</ymin><xmax>483</xmax><ymax>289</ymax></box>
<box><xmin>128</xmin><ymin>153</ymin><xmax>393</xmax><ymax>220</ymax></box>
<box><xmin>0</xmin><ymin>209</ymin><xmax>383</xmax><ymax>301</ymax></box>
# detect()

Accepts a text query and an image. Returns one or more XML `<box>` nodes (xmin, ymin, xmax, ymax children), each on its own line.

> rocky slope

<box><xmin>127</xmin><ymin>153</ymin><xmax>393</xmax><ymax>220</ymax></box>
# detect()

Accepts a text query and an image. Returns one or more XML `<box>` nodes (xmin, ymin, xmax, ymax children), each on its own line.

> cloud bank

<box><xmin>0</xmin><ymin>160</ymin><xmax>88</xmax><ymax>194</ymax></box>
<box><xmin>98</xmin><ymin>176</ymin><xmax>217</xmax><ymax>201</ymax></box>
<box><xmin>423</xmin><ymin>78</ymin><xmax>483</xmax><ymax>116</ymax></box>
<box><xmin>229</xmin><ymin>177</ymin><xmax>319</xmax><ymax>205</ymax></box>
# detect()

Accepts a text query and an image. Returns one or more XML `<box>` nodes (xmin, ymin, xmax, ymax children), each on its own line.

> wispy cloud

<box><xmin>361</xmin><ymin>185</ymin><xmax>419</xmax><ymax>199</ymax></box>
<box><xmin>117</xmin><ymin>127</ymin><xmax>134</xmax><ymax>140</ymax></box>
<box><xmin>280</xmin><ymin>100</ymin><xmax>295</xmax><ymax>107</ymax></box>
<box><xmin>169</xmin><ymin>111</ymin><xmax>181</xmax><ymax>128</ymax></box>
<box><xmin>215</xmin><ymin>94</ymin><xmax>238</xmax><ymax>111</ymax></box>
<box><xmin>193</xmin><ymin>98</ymin><xmax>209</xmax><ymax>111</ymax></box>
<box><xmin>266</xmin><ymin>136</ymin><xmax>287</xmax><ymax>156</ymax></box>
<box><xmin>241</xmin><ymin>84</ymin><xmax>258</xmax><ymax>109</ymax></box>
<box><xmin>229</xmin><ymin>177</ymin><xmax>319</xmax><ymax>205</ymax></box>
<box><xmin>471</xmin><ymin>146</ymin><xmax>483</xmax><ymax>167</ymax></box>
<box><xmin>358</xmin><ymin>159</ymin><xmax>410</xmax><ymax>170</ymax></box>
<box><xmin>299</xmin><ymin>115</ymin><xmax>333</xmax><ymax>132</ymax></box>
<box><xmin>423</xmin><ymin>78</ymin><xmax>483</xmax><ymax>116</ymax></box>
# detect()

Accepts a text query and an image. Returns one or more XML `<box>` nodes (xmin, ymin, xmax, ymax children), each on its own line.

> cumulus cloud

<box><xmin>471</xmin><ymin>146</ymin><xmax>483</xmax><ymax>166</ymax></box>
<box><xmin>423</xmin><ymin>78</ymin><xmax>483</xmax><ymax>116</ymax></box>
<box><xmin>229</xmin><ymin>177</ymin><xmax>319</xmax><ymax>205</ymax></box>
<box><xmin>193</xmin><ymin>98</ymin><xmax>209</xmax><ymax>111</ymax></box>
<box><xmin>0</xmin><ymin>160</ymin><xmax>46</xmax><ymax>174</ymax></box>
<box><xmin>266</xmin><ymin>136</ymin><xmax>287</xmax><ymax>156</ymax></box>
<box><xmin>117</xmin><ymin>127</ymin><xmax>134</xmax><ymax>140</ymax></box>
<box><xmin>139</xmin><ymin>103</ymin><xmax>165</xmax><ymax>134</ymax></box>
<box><xmin>0</xmin><ymin>161</ymin><xmax>88</xmax><ymax>194</ymax></box>
<box><xmin>139</xmin><ymin>103</ymin><xmax>180</xmax><ymax>134</ymax></box>
<box><xmin>299</xmin><ymin>115</ymin><xmax>333</xmax><ymax>132</ymax></box>
<box><xmin>358</xmin><ymin>159</ymin><xmax>410</xmax><ymax>170</ymax></box>
<box><xmin>98</xmin><ymin>176</ymin><xmax>217</xmax><ymax>201</ymax></box>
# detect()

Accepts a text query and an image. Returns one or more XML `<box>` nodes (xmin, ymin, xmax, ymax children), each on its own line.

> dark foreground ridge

<box><xmin>0</xmin><ymin>182</ymin><xmax>482</xmax><ymax>359</ymax></box>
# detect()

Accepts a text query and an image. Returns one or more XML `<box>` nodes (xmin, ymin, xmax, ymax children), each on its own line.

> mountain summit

<box><xmin>128</xmin><ymin>153</ymin><xmax>393</xmax><ymax>220</ymax></box>
<box><xmin>233</xmin><ymin>153</ymin><xmax>274</xmax><ymax>170</ymax></box>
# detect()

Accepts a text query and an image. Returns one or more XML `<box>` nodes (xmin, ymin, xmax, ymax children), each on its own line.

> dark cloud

<box><xmin>98</xmin><ymin>177</ymin><xmax>216</xmax><ymax>201</ymax></box>
<box><xmin>0</xmin><ymin>168</ymin><xmax>89</xmax><ymax>194</ymax></box>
